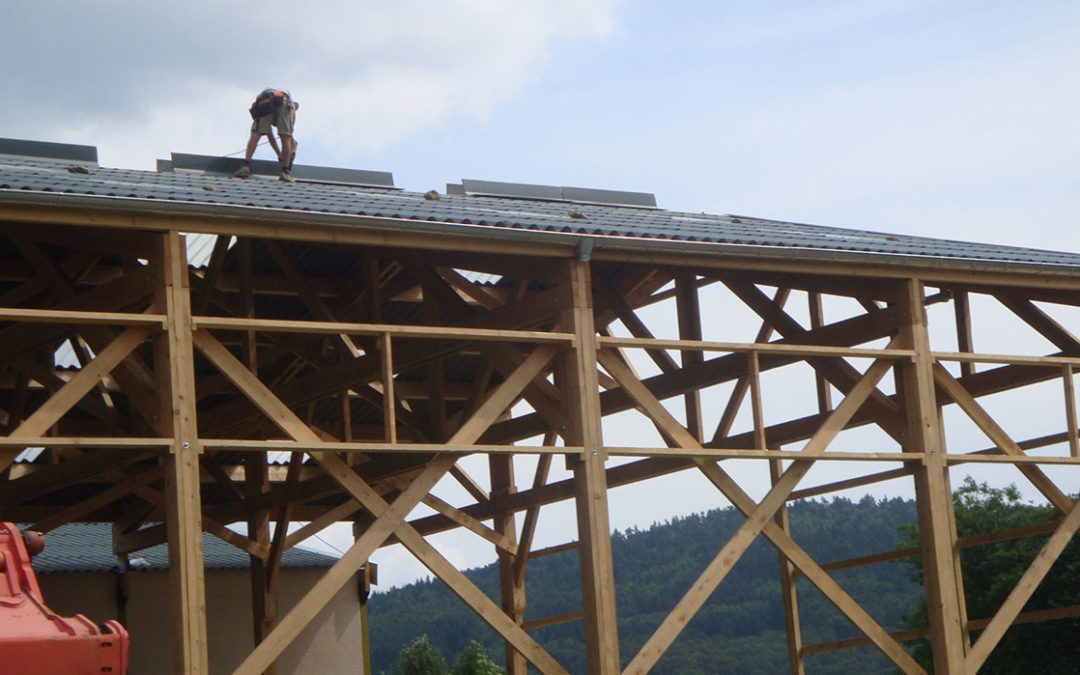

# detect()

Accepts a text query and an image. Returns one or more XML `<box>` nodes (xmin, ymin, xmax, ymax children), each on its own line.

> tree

<box><xmin>450</xmin><ymin>641</ymin><xmax>503</xmax><ymax>675</ymax></box>
<box><xmin>900</xmin><ymin>478</ymin><xmax>1080</xmax><ymax>672</ymax></box>
<box><xmin>393</xmin><ymin>635</ymin><xmax>448</xmax><ymax>675</ymax></box>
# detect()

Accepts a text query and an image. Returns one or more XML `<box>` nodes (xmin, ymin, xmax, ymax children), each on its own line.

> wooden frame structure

<box><xmin>1</xmin><ymin>162</ymin><xmax>1079</xmax><ymax>674</ymax></box>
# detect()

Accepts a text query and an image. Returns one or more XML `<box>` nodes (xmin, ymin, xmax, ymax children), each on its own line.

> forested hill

<box><xmin>369</xmin><ymin>495</ymin><xmax>921</xmax><ymax>674</ymax></box>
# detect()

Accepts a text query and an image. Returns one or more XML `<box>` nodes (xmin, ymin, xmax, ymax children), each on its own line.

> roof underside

<box><xmin>2</xmin><ymin>139</ymin><xmax>1079</xmax><ymax>270</ymax></box>
<box><xmin>30</xmin><ymin>522</ymin><xmax>336</xmax><ymax>573</ymax></box>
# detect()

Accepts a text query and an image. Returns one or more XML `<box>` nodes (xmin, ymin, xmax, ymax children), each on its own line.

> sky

<box><xmin>4</xmin><ymin>1</ymin><xmax>1080</xmax><ymax>588</ymax></box>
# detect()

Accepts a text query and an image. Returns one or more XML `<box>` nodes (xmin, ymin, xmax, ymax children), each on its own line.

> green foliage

<box><xmin>372</xmin><ymin>495</ymin><xmax>922</xmax><ymax>674</ymax></box>
<box><xmin>393</xmin><ymin>635</ymin><xmax>448</xmax><ymax>675</ymax></box>
<box><xmin>451</xmin><ymin>641</ymin><xmax>503</xmax><ymax>675</ymax></box>
<box><xmin>900</xmin><ymin>478</ymin><xmax>1080</xmax><ymax>672</ymax></box>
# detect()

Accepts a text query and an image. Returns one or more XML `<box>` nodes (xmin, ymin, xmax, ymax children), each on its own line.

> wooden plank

<box><xmin>898</xmin><ymin>279</ymin><xmax>967</xmax><ymax>674</ymax></box>
<box><xmin>597</xmin><ymin>335</ymin><xmax>913</xmax><ymax>359</ymax></box>
<box><xmin>932</xmin><ymin>364</ymin><xmax>1074</xmax><ymax>513</ymax></box>
<box><xmin>379</xmin><ymin>332</ymin><xmax>397</xmax><ymax>443</ymax></box>
<box><xmin>200</xmin><ymin>439</ymin><xmax>577</xmax><ymax>455</ymax></box>
<box><xmin>194</xmin><ymin>315</ymin><xmax>575</xmax><ymax>343</ymax></box>
<box><xmin>995</xmin><ymin>293</ymin><xmax>1080</xmax><ymax>353</ymax></box>
<box><xmin>437</xmin><ymin>267</ymin><xmax>505</xmax><ymax>309</ymax></box>
<box><xmin>599</xmin><ymin>347</ymin><xmax>921</xmax><ymax>673</ymax></box>
<box><xmin>490</xmin><ymin>454</ymin><xmax>526</xmax><ymax>674</ymax></box>
<box><xmin>283</xmin><ymin>500</ymin><xmax>363</xmax><ymax>549</ymax></box>
<box><xmin>449</xmin><ymin>462</ymin><xmax>490</xmax><ymax>504</ymax></box>
<box><xmin>393</xmin><ymin>509</ymin><xmax>569</xmax><ymax>674</ymax></box>
<box><xmin>489</xmin><ymin>306</ymin><xmax>902</xmax><ymax>446</ymax></box>
<box><xmin>807</xmin><ymin>291</ymin><xmax>833</xmax><ymax>413</ymax></box>
<box><xmin>676</xmin><ymin>271</ymin><xmax>704</xmax><ymax>440</ymax></box>
<box><xmin>521</xmin><ymin>610</ymin><xmax>585</xmax><ymax>631</ymax></box>
<box><xmin>932</xmin><ymin>351</ymin><xmax>1080</xmax><ymax>367</ymax></box>
<box><xmin>204</xmin><ymin>326</ymin><xmax>561</xmax><ymax>673</ymax></box>
<box><xmin>245</xmin><ymin>450</ymin><xmax>275</xmax><ymax>664</ymax></box>
<box><xmin>771</xmin><ymin>458</ymin><xmax>804</xmax><ymax>675</ymax></box>
<box><xmin>711</xmin><ymin>287</ymin><xmax>789</xmax><ymax>444</ymax></box>
<box><xmin>562</xmin><ymin>260</ymin><xmax>620</xmax><ymax>675</ymax></box>
<box><xmin>0</xmin><ymin>307</ymin><xmax>166</xmax><ymax>326</ymax></box>
<box><xmin>592</xmin><ymin>272</ymin><xmax>678</xmax><ymax>374</ymax></box>
<box><xmin>1064</xmin><ymin>366</ymin><xmax>1079</xmax><ymax>457</ymax></box>
<box><xmin>804</xmin><ymin>604</ymin><xmax>1080</xmax><ymax>655</ymax></box>
<box><xmin>964</xmin><ymin>497</ymin><xmax>1080</xmax><ymax>673</ymax></box>
<box><xmin>623</xmin><ymin>354</ymin><xmax>893</xmax><ymax>673</ymax></box>
<box><xmin>952</xmin><ymin>290</ymin><xmax>974</xmax><ymax>378</ymax></box>
<box><xmin>694</xmin><ymin>461</ymin><xmax>925</xmax><ymax>673</ymax></box>
<box><xmin>514</xmin><ymin>437</ymin><xmax>554</xmax><ymax>586</ymax></box>
<box><xmin>0</xmin><ymin>325</ymin><xmax>151</xmax><ymax>472</ymax></box>
<box><xmin>156</xmin><ymin>232</ymin><xmax>209</xmax><ymax>675</ymax></box>
<box><xmin>723</xmin><ymin>280</ymin><xmax>908</xmax><ymax>442</ymax></box>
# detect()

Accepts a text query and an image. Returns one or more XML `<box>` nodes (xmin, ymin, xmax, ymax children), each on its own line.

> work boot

<box><xmin>279</xmin><ymin>169</ymin><xmax>295</xmax><ymax>183</ymax></box>
<box><xmin>233</xmin><ymin>163</ymin><xmax>252</xmax><ymax>178</ymax></box>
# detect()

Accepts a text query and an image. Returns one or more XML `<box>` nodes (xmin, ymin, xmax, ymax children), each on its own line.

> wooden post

<box><xmin>898</xmin><ymin>278</ymin><xmax>967</xmax><ymax>673</ymax></box>
<box><xmin>770</xmin><ymin>459</ymin><xmax>805</xmax><ymax>675</ymax></box>
<box><xmin>751</xmin><ymin>350</ymin><xmax>805</xmax><ymax>674</ymax></box>
<box><xmin>807</xmin><ymin>291</ymin><xmax>832</xmax><ymax>413</ymax></box>
<box><xmin>246</xmin><ymin>451</ymin><xmax>275</xmax><ymax>675</ymax></box>
<box><xmin>156</xmin><ymin>231</ymin><xmax>209</xmax><ymax>674</ymax></box>
<box><xmin>952</xmin><ymin>290</ymin><xmax>974</xmax><ymax>378</ymax></box>
<box><xmin>675</xmin><ymin>272</ymin><xmax>703</xmax><ymax>440</ymax></box>
<box><xmin>562</xmin><ymin>259</ymin><xmax>621</xmax><ymax>674</ymax></box>
<box><xmin>490</xmin><ymin>454</ymin><xmax>526</xmax><ymax>674</ymax></box>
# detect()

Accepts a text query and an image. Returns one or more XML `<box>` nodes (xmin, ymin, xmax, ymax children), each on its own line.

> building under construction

<box><xmin>0</xmin><ymin>137</ymin><xmax>1078</xmax><ymax>674</ymax></box>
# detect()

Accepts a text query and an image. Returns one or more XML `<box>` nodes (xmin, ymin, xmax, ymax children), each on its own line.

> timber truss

<box><xmin>0</xmin><ymin>213</ymin><xmax>1078</xmax><ymax>675</ymax></box>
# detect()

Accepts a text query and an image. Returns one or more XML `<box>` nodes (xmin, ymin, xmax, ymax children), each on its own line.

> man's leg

<box><xmin>233</xmin><ymin>132</ymin><xmax>262</xmax><ymax>177</ymax></box>
<box><xmin>278</xmin><ymin>134</ymin><xmax>296</xmax><ymax>183</ymax></box>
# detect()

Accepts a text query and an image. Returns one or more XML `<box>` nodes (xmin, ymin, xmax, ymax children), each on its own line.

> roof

<box><xmin>28</xmin><ymin>522</ymin><xmax>339</xmax><ymax>574</ymax></box>
<box><xmin>2</xmin><ymin>136</ymin><xmax>1080</xmax><ymax>271</ymax></box>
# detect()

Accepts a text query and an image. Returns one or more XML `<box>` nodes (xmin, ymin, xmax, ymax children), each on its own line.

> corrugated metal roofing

<box><xmin>27</xmin><ymin>522</ymin><xmax>338</xmax><ymax>574</ymax></box>
<box><xmin>2</xmin><ymin>139</ymin><xmax>1080</xmax><ymax>269</ymax></box>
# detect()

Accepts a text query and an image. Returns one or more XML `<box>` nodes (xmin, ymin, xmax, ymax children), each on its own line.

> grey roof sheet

<box><xmin>27</xmin><ymin>522</ymin><xmax>338</xmax><ymax>574</ymax></box>
<box><xmin>2</xmin><ymin>145</ymin><xmax>1080</xmax><ymax>269</ymax></box>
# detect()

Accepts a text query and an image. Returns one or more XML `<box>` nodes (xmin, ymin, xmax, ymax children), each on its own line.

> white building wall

<box><xmin>38</xmin><ymin>567</ymin><xmax>364</xmax><ymax>674</ymax></box>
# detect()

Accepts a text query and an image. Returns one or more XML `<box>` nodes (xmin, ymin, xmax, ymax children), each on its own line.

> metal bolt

<box><xmin>182</xmin><ymin>441</ymin><xmax>190</xmax><ymax>449</ymax></box>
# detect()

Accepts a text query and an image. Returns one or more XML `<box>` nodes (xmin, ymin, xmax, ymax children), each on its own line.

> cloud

<box><xmin>2</xmin><ymin>1</ymin><xmax>617</xmax><ymax>167</ymax></box>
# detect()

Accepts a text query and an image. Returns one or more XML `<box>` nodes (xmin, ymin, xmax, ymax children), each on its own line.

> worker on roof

<box><xmin>233</xmin><ymin>88</ymin><xmax>298</xmax><ymax>183</ymax></box>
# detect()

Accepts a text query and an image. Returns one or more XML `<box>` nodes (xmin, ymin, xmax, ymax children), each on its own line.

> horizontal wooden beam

<box><xmin>933</xmin><ymin>351</ymin><xmax>1080</xmax><ymax>367</ymax></box>
<box><xmin>603</xmin><ymin>447</ymin><xmax>922</xmax><ymax>462</ymax></box>
<box><xmin>598</xmin><ymin>336</ymin><xmax>914</xmax><ymax>360</ymax></box>
<box><xmin>194</xmin><ymin>316</ymin><xmax>575</xmax><ymax>345</ymax></box>
<box><xmin>0</xmin><ymin>307</ymin><xmax>167</xmax><ymax>327</ymax></box>
<box><xmin>0</xmin><ymin>437</ymin><xmax>172</xmax><ymax>448</ymax></box>
<box><xmin>802</xmin><ymin>604</ymin><xmax>1080</xmax><ymax>656</ymax></box>
<box><xmin>522</xmin><ymin>610</ymin><xmax>585</xmax><ymax>631</ymax></box>
<box><xmin>201</xmin><ymin>440</ymin><xmax>580</xmax><ymax>455</ymax></box>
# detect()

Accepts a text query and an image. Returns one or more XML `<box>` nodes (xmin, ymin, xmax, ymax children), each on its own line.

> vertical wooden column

<box><xmin>247</xmin><ymin>452</ymin><xmax>275</xmax><ymax>675</ymax></box>
<box><xmin>490</xmin><ymin>455</ymin><xmax>526</xmax><ymax>674</ymax></box>
<box><xmin>897</xmin><ymin>278</ymin><xmax>967</xmax><ymax>674</ymax></box>
<box><xmin>807</xmin><ymin>291</ymin><xmax>832</xmax><ymax>413</ymax></box>
<box><xmin>423</xmin><ymin>284</ymin><xmax>447</xmax><ymax>442</ymax></box>
<box><xmin>675</xmin><ymin>272</ymin><xmax>703</xmax><ymax>440</ymax></box>
<box><xmin>156</xmin><ymin>231</ymin><xmax>209</xmax><ymax>673</ymax></box>
<box><xmin>562</xmin><ymin>259</ymin><xmax>621</xmax><ymax>674</ymax></box>
<box><xmin>953</xmin><ymin>290</ymin><xmax>974</xmax><ymax>378</ymax></box>
<box><xmin>750</xmin><ymin>351</ymin><xmax>804</xmax><ymax>674</ymax></box>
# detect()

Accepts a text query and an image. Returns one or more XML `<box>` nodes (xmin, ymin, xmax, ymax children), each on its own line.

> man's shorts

<box><xmin>252</xmin><ymin>98</ymin><xmax>295</xmax><ymax>137</ymax></box>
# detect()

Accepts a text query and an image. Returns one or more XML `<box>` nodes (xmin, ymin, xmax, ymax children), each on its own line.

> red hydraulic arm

<box><xmin>0</xmin><ymin>523</ymin><xmax>128</xmax><ymax>674</ymax></box>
